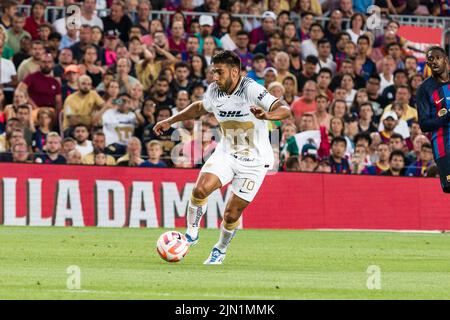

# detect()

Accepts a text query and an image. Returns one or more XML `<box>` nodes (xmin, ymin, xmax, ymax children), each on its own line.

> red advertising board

<box><xmin>398</xmin><ymin>25</ymin><xmax>443</xmax><ymax>64</ymax></box>
<box><xmin>0</xmin><ymin>163</ymin><xmax>449</xmax><ymax>231</ymax></box>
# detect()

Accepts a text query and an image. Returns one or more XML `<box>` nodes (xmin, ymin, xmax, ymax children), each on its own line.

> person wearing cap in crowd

<box><xmin>247</xmin><ymin>53</ymin><xmax>267</xmax><ymax>85</ymax></box>
<box><xmin>377</xmin><ymin>110</ymin><xmax>398</xmax><ymax>144</ymax></box>
<box><xmin>263</xmin><ymin>66</ymin><xmax>278</xmax><ymax>89</ymax></box>
<box><xmin>249</xmin><ymin>11</ymin><xmax>277</xmax><ymax>52</ymax></box>
<box><xmin>101</xmin><ymin>0</ymin><xmax>132</xmax><ymax>44</ymax></box>
<box><xmin>378</xmin><ymin>101</ymin><xmax>410</xmax><ymax>140</ymax></box>
<box><xmin>102</xmin><ymin>29</ymin><xmax>120</xmax><ymax>67</ymax></box>
<box><xmin>63</xmin><ymin>74</ymin><xmax>106</xmax><ymax>131</ymax></box>
<box><xmin>61</xmin><ymin>64</ymin><xmax>80</xmax><ymax>100</ymax></box>
<box><xmin>300</xmin><ymin>143</ymin><xmax>319</xmax><ymax>172</ymax></box>
<box><xmin>344</xmin><ymin>112</ymin><xmax>359</xmax><ymax>141</ymax></box>
<box><xmin>196</xmin><ymin>15</ymin><xmax>222</xmax><ymax>51</ymax></box>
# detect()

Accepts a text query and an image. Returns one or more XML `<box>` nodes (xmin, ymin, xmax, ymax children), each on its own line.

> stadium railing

<box><xmin>16</xmin><ymin>5</ymin><xmax>450</xmax><ymax>51</ymax></box>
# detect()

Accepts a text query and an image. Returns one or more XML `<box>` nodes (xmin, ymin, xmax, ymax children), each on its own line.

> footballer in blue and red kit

<box><xmin>417</xmin><ymin>46</ymin><xmax>450</xmax><ymax>192</ymax></box>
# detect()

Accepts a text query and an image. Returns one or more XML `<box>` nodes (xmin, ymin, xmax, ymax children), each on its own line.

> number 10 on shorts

<box><xmin>240</xmin><ymin>178</ymin><xmax>255</xmax><ymax>193</ymax></box>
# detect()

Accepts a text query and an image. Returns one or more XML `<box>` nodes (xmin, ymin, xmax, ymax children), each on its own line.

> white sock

<box><xmin>186</xmin><ymin>198</ymin><xmax>207</xmax><ymax>239</ymax></box>
<box><xmin>215</xmin><ymin>223</ymin><xmax>237</xmax><ymax>252</ymax></box>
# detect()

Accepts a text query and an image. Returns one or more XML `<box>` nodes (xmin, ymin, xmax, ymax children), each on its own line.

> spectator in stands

<box><xmin>93</xmin><ymin>149</ymin><xmax>107</xmax><ymax>166</ymax></box>
<box><xmin>297</xmin><ymin>55</ymin><xmax>318</xmax><ymax>93</ymax></box>
<box><xmin>61</xmin><ymin>136</ymin><xmax>76</xmax><ymax>159</ymax></box>
<box><xmin>0</xmin><ymin>0</ymin><xmax>18</xmax><ymax>30</ymax></box>
<box><xmin>301</xmin><ymin>23</ymin><xmax>324</xmax><ymax>61</ymax></box>
<box><xmin>291</xmin><ymin>80</ymin><xmax>318</xmax><ymax>127</ymax></box>
<box><xmin>382</xmin><ymin>85</ymin><xmax>417</xmax><ymax>124</ymax></box>
<box><xmin>12</xmin><ymin>35</ymin><xmax>31</xmax><ymax>69</ymax></box>
<box><xmin>362</xmin><ymin>142</ymin><xmax>390</xmax><ymax>175</ymax></box>
<box><xmin>171</xmin><ymin>61</ymin><xmax>192</xmax><ymax>97</ymax></box>
<box><xmin>34</xmin><ymin>131</ymin><xmax>66</xmax><ymax>164</ymax></box>
<box><xmin>380</xmin><ymin>69</ymin><xmax>408</xmax><ymax>106</ymax></box>
<box><xmin>6</xmin><ymin>13</ymin><xmax>30</xmax><ymax>55</ymax></box>
<box><xmin>358</xmin><ymin>102</ymin><xmax>378</xmax><ymax>133</ymax></box>
<box><xmin>314</xmin><ymin>94</ymin><xmax>332</xmax><ymax>130</ymax></box>
<box><xmin>61</xmin><ymin>64</ymin><xmax>80</xmax><ymax>100</ymax></box>
<box><xmin>285</xmin><ymin>155</ymin><xmax>301</xmax><ymax>172</ymax></box>
<box><xmin>282</xmin><ymin>76</ymin><xmax>299</xmax><ymax>106</ymax></box>
<box><xmin>381</xmin><ymin>149</ymin><xmax>407</xmax><ymax>176</ymax></box>
<box><xmin>408</xmin><ymin>73</ymin><xmax>423</xmax><ymax>107</ymax></box>
<box><xmin>32</xmin><ymin>108</ymin><xmax>53</xmax><ymax>152</ymax></box>
<box><xmin>3</xmin><ymin>88</ymin><xmax>28</xmax><ymax>121</ymax></box>
<box><xmin>405</xmin><ymin>142</ymin><xmax>434</xmax><ymax>177</ymax></box>
<box><xmin>11</xmin><ymin>141</ymin><xmax>31</xmax><ymax>163</ymax></box>
<box><xmin>356</xmin><ymin>34</ymin><xmax>376</xmax><ymax>81</ymax></box>
<box><xmin>150</xmin><ymin>76</ymin><xmax>175</xmax><ymax>110</ymax></box>
<box><xmin>17</xmin><ymin>39</ymin><xmax>43</xmax><ymax>82</ymax></box>
<box><xmin>19</xmin><ymin>52</ymin><xmax>62</xmax><ymax>116</ymax></box>
<box><xmin>67</xmin><ymin>149</ymin><xmax>82</xmax><ymax>164</ymax></box>
<box><xmin>15</xmin><ymin>104</ymin><xmax>33</xmax><ymax>145</ymax></box>
<box><xmin>346</xmin><ymin>13</ymin><xmax>365</xmax><ymax>44</ymax></box>
<box><xmin>172</xmin><ymin>90</ymin><xmax>191</xmax><ymax>118</ymax></box>
<box><xmin>140</xmin><ymin>139</ymin><xmax>168</xmax><ymax>167</ymax></box>
<box><xmin>135</xmin><ymin>0</ymin><xmax>151</xmax><ymax>35</ymax></box>
<box><xmin>182</xmin><ymin>35</ymin><xmax>200</xmax><ymax>63</ymax></box>
<box><xmin>102</xmin><ymin>0</ymin><xmax>133</xmax><ymax>44</ymax></box>
<box><xmin>247</xmin><ymin>53</ymin><xmax>266</xmax><ymax>85</ymax></box>
<box><xmin>24</xmin><ymin>1</ymin><xmax>45</xmax><ymax>40</ymax></box>
<box><xmin>249</xmin><ymin>11</ymin><xmax>277</xmax><ymax>51</ymax></box>
<box><xmin>341</xmin><ymin>73</ymin><xmax>357</xmax><ymax>107</ymax></box>
<box><xmin>329</xmin><ymin>136</ymin><xmax>351</xmax><ymax>174</ymax></box>
<box><xmin>274</xmin><ymin>52</ymin><xmax>297</xmax><ymax>89</ymax></box>
<box><xmin>233</xmin><ymin>30</ymin><xmax>252</xmax><ymax>69</ymax></box>
<box><xmin>82</xmin><ymin>131</ymin><xmax>116</xmax><ymax>165</ymax></box>
<box><xmin>404</xmin><ymin>55</ymin><xmax>418</xmax><ymax>78</ymax></box>
<box><xmin>70</xmin><ymin>25</ymin><xmax>102</xmax><ymax>65</ymax></box>
<box><xmin>116</xmin><ymin>136</ymin><xmax>145</xmax><ymax>166</ymax></box>
<box><xmin>196</xmin><ymin>15</ymin><xmax>221</xmax><ymax>51</ymax></box>
<box><xmin>0</xmin><ymin>38</ymin><xmax>18</xmax><ymax>98</ymax></box>
<box><xmin>212</xmin><ymin>11</ymin><xmax>231</xmax><ymax>40</ymax></box>
<box><xmin>72</xmin><ymin>123</ymin><xmax>93</xmax><ymax>157</ymax></box>
<box><xmin>296</xmin><ymin>11</ymin><xmax>314</xmax><ymax>42</ymax></box>
<box><xmin>63</xmin><ymin>74</ymin><xmax>105</xmax><ymax>131</ymax></box>
<box><xmin>317</xmin><ymin>39</ymin><xmax>336</xmax><ymax>76</ymax></box>
<box><xmin>378</xmin><ymin>55</ymin><xmax>396</xmax><ymax>94</ymax></box>
<box><xmin>169</xmin><ymin>20</ymin><xmax>187</xmax><ymax>53</ymax></box>
<box><xmin>406</xmin><ymin>134</ymin><xmax>429</xmax><ymax>164</ymax></box>
<box><xmin>189</xmin><ymin>53</ymin><xmax>207</xmax><ymax>83</ymax></box>
<box><xmin>324</xmin><ymin>9</ymin><xmax>343</xmax><ymax>47</ymax></box>
<box><xmin>332</xmin><ymin>32</ymin><xmax>350</xmax><ymax>73</ymax></box>
<box><xmin>282</xmin><ymin>21</ymin><xmax>297</xmax><ymax>48</ymax></box>
<box><xmin>80</xmin><ymin>0</ymin><xmax>104</xmax><ymax>29</ymax></box>
<box><xmin>59</xmin><ymin>26</ymin><xmax>78</xmax><ymax>50</ymax></box>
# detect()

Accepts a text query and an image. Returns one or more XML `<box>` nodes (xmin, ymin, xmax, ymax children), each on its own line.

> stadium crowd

<box><xmin>0</xmin><ymin>0</ymin><xmax>447</xmax><ymax>177</ymax></box>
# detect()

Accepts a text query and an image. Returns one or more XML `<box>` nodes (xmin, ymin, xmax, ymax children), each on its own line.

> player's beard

<box><xmin>219</xmin><ymin>78</ymin><xmax>232</xmax><ymax>93</ymax></box>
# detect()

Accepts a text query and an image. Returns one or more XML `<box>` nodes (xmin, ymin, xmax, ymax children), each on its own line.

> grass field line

<box><xmin>13</xmin><ymin>289</ymin><xmax>284</xmax><ymax>299</ymax></box>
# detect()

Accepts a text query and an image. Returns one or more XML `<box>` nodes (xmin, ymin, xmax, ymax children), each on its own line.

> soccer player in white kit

<box><xmin>153</xmin><ymin>51</ymin><xmax>291</xmax><ymax>264</ymax></box>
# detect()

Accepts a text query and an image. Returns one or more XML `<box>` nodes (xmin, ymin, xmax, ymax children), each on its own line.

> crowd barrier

<box><xmin>0</xmin><ymin>163</ymin><xmax>449</xmax><ymax>231</ymax></box>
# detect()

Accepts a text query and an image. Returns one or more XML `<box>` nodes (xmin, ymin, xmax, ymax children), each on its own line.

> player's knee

<box><xmin>192</xmin><ymin>185</ymin><xmax>210</xmax><ymax>200</ymax></box>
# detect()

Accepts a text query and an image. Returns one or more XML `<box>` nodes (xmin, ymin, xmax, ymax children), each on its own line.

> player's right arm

<box><xmin>417</xmin><ymin>83</ymin><xmax>450</xmax><ymax>132</ymax></box>
<box><xmin>153</xmin><ymin>101</ymin><xmax>209</xmax><ymax>136</ymax></box>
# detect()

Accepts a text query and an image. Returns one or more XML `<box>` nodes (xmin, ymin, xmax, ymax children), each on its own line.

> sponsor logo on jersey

<box><xmin>218</xmin><ymin>110</ymin><xmax>249</xmax><ymax>117</ymax></box>
<box><xmin>438</xmin><ymin>108</ymin><xmax>448</xmax><ymax>117</ymax></box>
<box><xmin>257</xmin><ymin>90</ymin><xmax>268</xmax><ymax>101</ymax></box>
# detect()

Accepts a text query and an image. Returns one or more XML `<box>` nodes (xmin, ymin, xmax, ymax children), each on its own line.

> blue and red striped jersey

<box><xmin>417</xmin><ymin>75</ymin><xmax>450</xmax><ymax>160</ymax></box>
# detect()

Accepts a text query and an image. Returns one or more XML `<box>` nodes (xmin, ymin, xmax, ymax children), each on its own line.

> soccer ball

<box><xmin>156</xmin><ymin>231</ymin><xmax>190</xmax><ymax>263</ymax></box>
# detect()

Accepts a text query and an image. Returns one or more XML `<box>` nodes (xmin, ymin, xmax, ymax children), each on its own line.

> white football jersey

<box><xmin>102</xmin><ymin>109</ymin><xmax>137</xmax><ymax>146</ymax></box>
<box><xmin>202</xmin><ymin>77</ymin><xmax>278</xmax><ymax>167</ymax></box>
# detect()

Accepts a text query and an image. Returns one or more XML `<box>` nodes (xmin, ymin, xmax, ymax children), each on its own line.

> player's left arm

<box><xmin>248</xmin><ymin>82</ymin><xmax>292</xmax><ymax>121</ymax></box>
<box><xmin>250</xmin><ymin>100</ymin><xmax>291</xmax><ymax>121</ymax></box>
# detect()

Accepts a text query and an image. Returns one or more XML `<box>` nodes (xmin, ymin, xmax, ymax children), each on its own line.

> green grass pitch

<box><xmin>1</xmin><ymin>226</ymin><xmax>450</xmax><ymax>299</ymax></box>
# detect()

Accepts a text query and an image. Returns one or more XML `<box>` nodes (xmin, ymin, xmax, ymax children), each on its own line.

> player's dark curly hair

<box><xmin>426</xmin><ymin>46</ymin><xmax>446</xmax><ymax>57</ymax></box>
<box><xmin>211</xmin><ymin>50</ymin><xmax>241</xmax><ymax>70</ymax></box>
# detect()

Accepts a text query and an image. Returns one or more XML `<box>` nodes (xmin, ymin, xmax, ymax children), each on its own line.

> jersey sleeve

<box><xmin>247</xmin><ymin>80</ymin><xmax>278</xmax><ymax>112</ymax></box>
<box><xmin>417</xmin><ymin>82</ymin><xmax>450</xmax><ymax>132</ymax></box>
<box><xmin>202</xmin><ymin>84</ymin><xmax>215</xmax><ymax>113</ymax></box>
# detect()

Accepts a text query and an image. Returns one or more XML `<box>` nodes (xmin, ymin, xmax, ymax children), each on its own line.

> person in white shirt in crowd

<box><xmin>72</xmin><ymin>123</ymin><xmax>93</xmax><ymax>157</ymax></box>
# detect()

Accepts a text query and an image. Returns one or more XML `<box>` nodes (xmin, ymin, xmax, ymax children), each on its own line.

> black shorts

<box><xmin>436</xmin><ymin>153</ymin><xmax>450</xmax><ymax>193</ymax></box>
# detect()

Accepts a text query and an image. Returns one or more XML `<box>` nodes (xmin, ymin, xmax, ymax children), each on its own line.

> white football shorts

<box><xmin>200</xmin><ymin>149</ymin><xmax>269</xmax><ymax>202</ymax></box>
